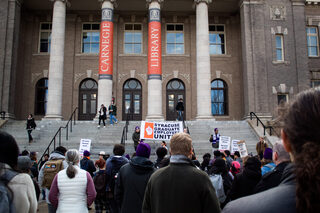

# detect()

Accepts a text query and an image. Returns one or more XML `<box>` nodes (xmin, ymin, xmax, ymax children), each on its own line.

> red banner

<box><xmin>99</xmin><ymin>21</ymin><xmax>113</xmax><ymax>76</ymax></box>
<box><xmin>148</xmin><ymin>21</ymin><xmax>161</xmax><ymax>75</ymax></box>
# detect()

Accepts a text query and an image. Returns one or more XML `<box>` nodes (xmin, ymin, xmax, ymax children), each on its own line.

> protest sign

<box><xmin>219</xmin><ymin>136</ymin><xmax>231</xmax><ymax>151</ymax></box>
<box><xmin>231</xmin><ymin>140</ymin><xmax>240</xmax><ymax>154</ymax></box>
<box><xmin>79</xmin><ymin>139</ymin><xmax>91</xmax><ymax>156</ymax></box>
<box><xmin>140</xmin><ymin>121</ymin><xmax>183</xmax><ymax>140</ymax></box>
<box><xmin>237</xmin><ymin>140</ymin><xmax>248</xmax><ymax>157</ymax></box>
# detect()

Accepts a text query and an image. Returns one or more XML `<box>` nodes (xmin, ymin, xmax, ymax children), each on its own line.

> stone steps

<box><xmin>1</xmin><ymin>119</ymin><xmax>259</xmax><ymax>162</ymax></box>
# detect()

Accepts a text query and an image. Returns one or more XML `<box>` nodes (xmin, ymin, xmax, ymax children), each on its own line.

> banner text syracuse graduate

<box><xmin>140</xmin><ymin>121</ymin><xmax>183</xmax><ymax>140</ymax></box>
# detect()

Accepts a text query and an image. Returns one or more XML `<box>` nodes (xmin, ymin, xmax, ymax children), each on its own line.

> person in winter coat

<box><xmin>49</xmin><ymin>149</ymin><xmax>96</xmax><ymax>213</ymax></box>
<box><xmin>175</xmin><ymin>98</ymin><xmax>184</xmax><ymax>121</ymax></box>
<box><xmin>254</xmin><ymin>142</ymin><xmax>291</xmax><ymax>193</ymax></box>
<box><xmin>227</xmin><ymin>156</ymin><xmax>261</xmax><ymax>201</ymax></box>
<box><xmin>115</xmin><ymin>143</ymin><xmax>155</xmax><ymax>213</ymax></box>
<box><xmin>98</xmin><ymin>104</ymin><xmax>107</xmax><ymax>128</ymax></box>
<box><xmin>132</xmin><ymin>126</ymin><xmax>140</xmax><ymax>151</ymax></box>
<box><xmin>0</xmin><ymin>131</ymin><xmax>37</xmax><ymax>213</ymax></box>
<box><xmin>105</xmin><ymin>144</ymin><xmax>129</xmax><ymax>213</ymax></box>
<box><xmin>223</xmin><ymin>88</ymin><xmax>320</xmax><ymax>213</ymax></box>
<box><xmin>208</xmin><ymin>158</ymin><xmax>233</xmax><ymax>208</ymax></box>
<box><xmin>26</xmin><ymin>114</ymin><xmax>36</xmax><ymax>143</ymax></box>
<box><xmin>108</xmin><ymin>100</ymin><xmax>118</xmax><ymax>125</ymax></box>
<box><xmin>200</xmin><ymin>153</ymin><xmax>212</xmax><ymax>173</ymax></box>
<box><xmin>93</xmin><ymin>159</ymin><xmax>108</xmax><ymax>213</ymax></box>
<box><xmin>38</xmin><ymin>146</ymin><xmax>68</xmax><ymax>213</ymax></box>
<box><xmin>142</xmin><ymin>133</ymin><xmax>220</xmax><ymax>213</ymax></box>
<box><xmin>80</xmin><ymin>150</ymin><xmax>96</xmax><ymax>177</ymax></box>
<box><xmin>261</xmin><ymin>148</ymin><xmax>276</xmax><ymax>175</ymax></box>
<box><xmin>154</xmin><ymin>147</ymin><xmax>167</xmax><ymax>169</ymax></box>
<box><xmin>256</xmin><ymin>136</ymin><xmax>268</xmax><ymax>160</ymax></box>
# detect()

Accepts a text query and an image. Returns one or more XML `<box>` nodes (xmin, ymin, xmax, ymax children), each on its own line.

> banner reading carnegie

<box><xmin>140</xmin><ymin>121</ymin><xmax>183</xmax><ymax>140</ymax></box>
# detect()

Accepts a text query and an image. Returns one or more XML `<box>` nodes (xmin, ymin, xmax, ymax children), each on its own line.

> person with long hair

<box><xmin>0</xmin><ymin>131</ymin><xmax>37</xmax><ymax>213</ymax></box>
<box><xmin>49</xmin><ymin>149</ymin><xmax>96</xmax><ymax>213</ymax></box>
<box><xmin>223</xmin><ymin>88</ymin><xmax>320</xmax><ymax>213</ymax></box>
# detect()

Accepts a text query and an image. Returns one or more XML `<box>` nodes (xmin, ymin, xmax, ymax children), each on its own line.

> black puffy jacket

<box><xmin>115</xmin><ymin>156</ymin><xmax>154</xmax><ymax>213</ymax></box>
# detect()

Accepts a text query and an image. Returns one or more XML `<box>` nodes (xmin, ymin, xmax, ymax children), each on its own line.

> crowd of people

<box><xmin>0</xmin><ymin>88</ymin><xmax>319</xmax><ymax>213</ymax></box>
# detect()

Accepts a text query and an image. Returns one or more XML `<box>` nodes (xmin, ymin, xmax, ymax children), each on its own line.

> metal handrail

<box><xmin>182</xmin><ymin>114</ymin><xmax>190</xmax><ymax>134</ymax></box>
<box><xmin>38</xmin><ymin>107</ymin><xmax>78</xmax><ymax>169</ymax></box>
<box><xmin>121</xmin><ymin>109</ymin><xmax>130</xmax><ymax>145</ymax></box>
<box><xmin>249</xmin><ymin>112</ymin><xmax>279</xmax><ymax>137</ymax></box>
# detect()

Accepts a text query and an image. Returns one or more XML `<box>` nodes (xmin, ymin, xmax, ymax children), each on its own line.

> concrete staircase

<box><xmin>1</xmin><ymin>119</ymin><xmax>259</xmax><ymax>162</ymax></box>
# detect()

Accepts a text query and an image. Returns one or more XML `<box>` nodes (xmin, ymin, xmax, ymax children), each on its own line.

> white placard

<box><xmin>79</xmin><ymin>139</ymin><xmax>92</xmax><ymax>156</ymax></box>
<box><xmin>231</xmin><ymin>140</ymin><xmax>240</xmax><ymax>154</ymax></box>
<box><xmin>140</xmin><ymin>121</ymin><xmax>183</xmax><ymax>141</ymax></box>
<box><xmin>218</xmin><ymin>136</ymin><xmax>231</xmax><ymax>151</ymax></box>
<box><xmin>237</xmin><ymin>140</ymin><xmax>248</xmax><ymax>157</ymax></box>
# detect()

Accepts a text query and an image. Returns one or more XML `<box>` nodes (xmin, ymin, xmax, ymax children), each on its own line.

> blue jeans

<box><xmin>177</xmin><ymin>111</ymin><xmax>183</xmax><ymax>121</ymax></box>
<box><xmin>110</xmin><ymin>114</ymin><xmax>118</xmax><ymax>124</ymax></box>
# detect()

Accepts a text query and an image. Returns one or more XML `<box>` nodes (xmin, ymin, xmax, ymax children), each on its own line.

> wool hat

<box><xmin>214</xmin><ymin>128</ymin><xmax>218</xmax><ymax>131</ymax></box>
<box><xmin>83</xmin><ymin>150</ymin><xmax>90</xmax><ymax>157</ymax></box>
<box><xmin>136</xmin><ymin>142</ymin><xmax>151</xmax><ymax>158</ymax></box>
<box><xmin>263</xmin><ymin>148</ymin><xmax>273</xmax><ymax>160</ymax></box>
<box><xmin>135</xmin><ymin>126</ymin><xmax>140</xmax><ymax>130</ymax></box>
<box><xmin>17</xmin><ymin>156</ymin><xmax>32</xmax><ymax>171</ymax></box>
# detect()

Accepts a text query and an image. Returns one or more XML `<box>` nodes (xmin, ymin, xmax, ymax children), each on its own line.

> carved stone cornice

<box><xmin>194</xmin><ymin>0</ymin><xmax>212</xmax><ymax>4</ymax></box>
<box><xmin>146</xmin><ymin>0</ymin><xmax>164</xmax><ymax>4</ymax></box>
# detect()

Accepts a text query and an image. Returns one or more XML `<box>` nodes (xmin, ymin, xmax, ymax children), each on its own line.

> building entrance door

<box><xmin>166</xmin><ymin>79</ymin><xmax>185</xmax><ymax>121</ymax></box>
<box><xmin>78</xmin><ymin>79</ymin><xmax>98</xmax><ymax>120</ymax></box>
<box><xmin>122</xmin><ymin>79</ymin><xmax>142</xmax><ymax>121</ymax></box>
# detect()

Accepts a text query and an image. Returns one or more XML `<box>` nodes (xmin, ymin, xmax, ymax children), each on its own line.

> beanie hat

<box><xmin>17</xmin><ymin>156</ymin><xmax>32</xmax><ymax>171</ymax></box>
<box><xmin>83</xmin><ymin>150</ymin><xmax>90</xmax><ymax>157</ymax></box>
<box><xmin>263</xmin><ymin>148</ymin><xmax>273</xmax><ymax>160</ymax></box>
<box><xmin>135</xmin><ymin>126</ymin><xmax>140</xmax><ymax>130</ymax></box>
<box><xmin>136</xmin><ymin>142</ymin><xmax>151</xmax><ymax>158</ymax></box>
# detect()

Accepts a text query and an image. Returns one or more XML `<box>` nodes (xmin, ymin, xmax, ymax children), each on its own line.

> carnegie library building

<box><xmin>1</xmin><ymin>0</ymin><xmax>320</xmax><ymax>121</ymax></box>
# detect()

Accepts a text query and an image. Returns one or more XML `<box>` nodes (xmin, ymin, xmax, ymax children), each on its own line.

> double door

<box><xmin>79</xmin><ymin>91</ymin><xmax>97</xmax><ymax>120</ymax></box>
<box><xmin>122</xmin><ymin>90</ymin><xmax>142</xmax><ymax>121</ymax></box>
<box><xmin>166</xmin><ymin>92</ymin><xmax>185</xmax><ymax>121</ymax></box>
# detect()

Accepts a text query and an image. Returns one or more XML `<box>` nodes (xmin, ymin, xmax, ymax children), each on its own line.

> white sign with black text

<box><xmin>79</xmin><ymin>139</ymin><xmax>91</xmax><ymax>156</ymax></box>
<box><xmin>218</xmin><ymin>136</ymin><xmax>231</xmax><ymax>151</ymax></box>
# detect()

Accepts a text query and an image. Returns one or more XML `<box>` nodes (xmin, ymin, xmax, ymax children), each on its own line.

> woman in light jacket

<box><xmin>49</xmin><ymin>149</ymin><xmax>96</xmax><ymax>213</ymax></box>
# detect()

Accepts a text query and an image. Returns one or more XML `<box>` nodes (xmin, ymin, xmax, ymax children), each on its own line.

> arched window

<box><xmin>35</xmin><ymin>78</ymin><xmax>48</xmax><ymax>115</ymax></box>
<box><xmin>211</xmin><ymin>79</ymin><xmax>228</xmax><ymax>115</ymax></box>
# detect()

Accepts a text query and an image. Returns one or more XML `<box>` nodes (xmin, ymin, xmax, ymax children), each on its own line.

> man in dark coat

<box><xmin>227</xmin><ymin>157</ymin><xmax>261</xmax><ymax>201</ymax></box>
<box><xmin>80</xmin><ymin>150</ymin><xmax>96</xmax><ymax>177</ymax></box>
<box><xmin>175</xmin><ymin>98</ymin><xmax>184</xmax><ymax>121</ymax></box>
<box><xmin>98</xmin><ymin>104</ymin><xmax>107</xmax><ymax>128</ymax></box>
<box><xmin>142</xmin><ymin>132</ymin><xmax>220</xmax><ymax>213</ymax></box>
<box><xmin>132</xmin><ymin>126</ymin><xmax>140</xmax><ymax>151</ymax></box>
<box><xmin>115</xmin><ymin>142</ymin><xmax>154</xmax><ymax>213</ymax></box>
<box><xmin>254</xmin><ymin>142</ymin><xmax>291</xmax><ymax>193</ymax></box>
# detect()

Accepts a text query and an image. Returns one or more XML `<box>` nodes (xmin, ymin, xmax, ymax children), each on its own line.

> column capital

<box><xmin>194</xmin><ymin>0</ymin><xmax>212</xmax><ymax>4</ymax></box>
<box><xmin>98</xmin><ymin>0</ymin><xmax>117</xmax><ymax>3</ymax></box>
<box><xmin>49</xmin><ymin>0</ymin><xmax>71</xmax><ymax>7</ymax></box>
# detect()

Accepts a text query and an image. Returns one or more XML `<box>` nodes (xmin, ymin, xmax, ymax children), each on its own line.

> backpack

<box><xmin>93</xmin><ymin>171</ymin><xmax>107</xmax><ymax>195</ymax></box>
<box><xmin>42</xmin><ymin>159</ymin><xmax>64</xmax><ymax>189</ymax></box>
<box><xmin>0</xmin><ymin>169</ymin><xmax>18</xmax><ymax>213</ymax></box>
<box><xmin>210</xmin><ymin>174</ymin><xmax>226</xmax><ymax>203</ymax></box>
<box><xmin>106</xmin><ymin>161</ymin><xmax>125</xmax><ymax>199</ymax></box>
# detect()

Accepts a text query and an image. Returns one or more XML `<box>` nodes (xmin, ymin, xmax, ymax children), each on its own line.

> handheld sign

<box><xmin>237</xmin><ymin>140</ymin><xmax>248</xmax><ymax>157</ymax></box>
<box><xmin>231</xmin><ymin>140</ymin><xmax>240</xmax><ymax>154</ymax></box>
<box><xmin>79</xmin><ymin>139</ymin><xmax>92</xmax><ymax>156</ymax></box>
<box><xmin>140</xmin><ymin>121</ymin><xmax>183</xmax><ymax>141</ymax></box>
<box><xmin>219</xmin><ymin>136</ymin><xmax>231</xmax><ymax>151</ymax></box>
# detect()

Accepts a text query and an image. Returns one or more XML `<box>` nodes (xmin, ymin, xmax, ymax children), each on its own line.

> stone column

<box><xmin>146</xmin><ymin>0</ymin><xmax>164</xmax><ymax>120</ymax></box>
<box><xmin>0</xmin><ymin>0</ymin><xmax>22</xmax><ymax>119</ymax></box>
<box><xmin>97</xmin><ymin>0</ymin><xmax>115</xmax><ymax>116</ymax></box>
<box><xmin>194</xmin><ymin>0</ymin><xmax>213</xmax><ymax>119</ymax></box>
<box><xmin>45</xmin><ymin>0</ymin><xmax>67</xmax><ymax>120</ymax></box>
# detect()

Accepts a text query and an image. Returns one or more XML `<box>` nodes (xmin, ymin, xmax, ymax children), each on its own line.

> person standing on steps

<box><xmin>26</xmin><ymin>114</ymin><xmax>36</xmax><ymax>144</ymax></box>
<box><xmin>98</xmin><ymin>104</ymin><xmax>107</xmax><ymax>128</ymax></box>
<box><xmin>175</xmin><ymin>98</ymin><xmax>184</xmax><ymax>121</ymax></box>
<box><xmin>109</xmin><ymin>100</ymin><xmax>118</xmax><ymax>125</ymax></box>
<box><xmin>132</xmin><ymin>126</ymin><xmax>141</xmax><ymax>151</ymax></box>
<box><xmin>209</xmin><ymin>128</ymin><xmax>220</xmax><ymax>152</ymax></box>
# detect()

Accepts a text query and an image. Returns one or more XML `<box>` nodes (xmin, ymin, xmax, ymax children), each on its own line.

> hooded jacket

<box><xmin>115</xmin><ymin>156</ymin><xmax>155</xmax><ymax>213</ymax></box>
<box><xmin>222</xmin><ymin>164</ymin><xmax>296</xmax><ymax>213</ymax></box>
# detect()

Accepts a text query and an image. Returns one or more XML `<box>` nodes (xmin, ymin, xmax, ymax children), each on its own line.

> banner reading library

<box><xmin>140</xmin><ymin>121</ymin><xmax>183</xmax><ymax>140</ymax></box>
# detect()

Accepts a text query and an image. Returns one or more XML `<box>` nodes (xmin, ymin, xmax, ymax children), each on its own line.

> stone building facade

<box><xmin>0</xmin><ymin>0</ymin><xmax>319</xmax><ymax>121</ymax></box>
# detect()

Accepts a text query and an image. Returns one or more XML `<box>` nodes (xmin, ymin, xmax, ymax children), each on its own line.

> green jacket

<box><xmin>108</xmin><ymin>104</ymin><xmax>117</xmax><ymax>116</ymax></box>
<box><xmin>142</xmin><ymin>155</ymin><xmax>221</xmax><ymax>213</ymax></box>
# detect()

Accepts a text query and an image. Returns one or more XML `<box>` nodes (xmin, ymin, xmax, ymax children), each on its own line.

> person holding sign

<box><xmin>209</xmin><ymin>128</ymin><xmax>220</xmax><ymax>151</ymax></box>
